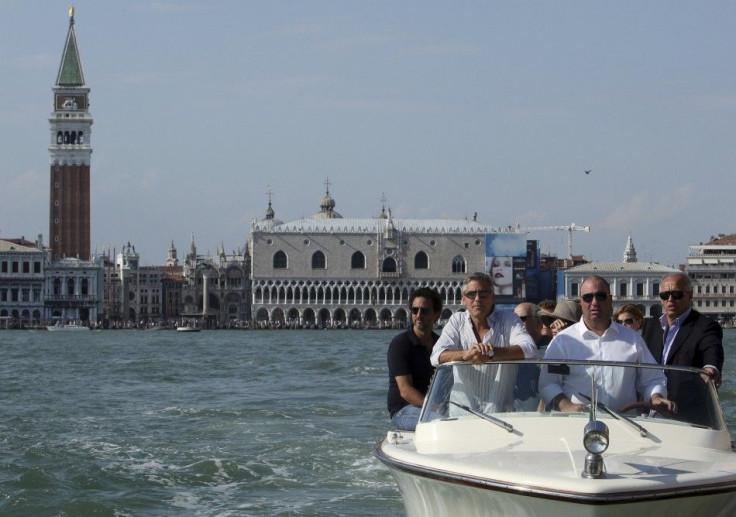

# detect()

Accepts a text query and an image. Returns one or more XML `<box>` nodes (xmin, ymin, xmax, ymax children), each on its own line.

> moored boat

<box><xmin>176</xmin><ymin>325</ymin><xmax>200</xmax><ymax>332</ymax></box>
<box><xmin>46</xmin><ymin>322</ymin><xmax>90</xmax><ymax>331</ymax></box>
<box><xmin>375</xmin><ymin>359</ymin><xmax>736</xmax><ymax>516</ymax></box>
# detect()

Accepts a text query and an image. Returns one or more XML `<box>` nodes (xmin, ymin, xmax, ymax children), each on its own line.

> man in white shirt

<box><xmin>431</xmin><ymin>272</ymin><xmax>536</xmax><ymax>412</ymax></box>
<box><xmin>540</xmin><ymin>275</ymin><xmax>676</xmax><ymax>413</ymax></box>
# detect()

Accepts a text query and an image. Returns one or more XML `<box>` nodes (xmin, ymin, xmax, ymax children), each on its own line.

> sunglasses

<box><xmin>616</xmin><ymin>318</ymin><xmax>635</xmax><ymax>325</ymax></box>
<box><xmin>411</xmin><ymin>307</ymin><xmax>432</xmax><ymax>315</ymax></box>
<box><xmin>464</xmin><ymin>290</ymin><xmax>492</xmax><ymax>300</ymax></box>
<box><xmin>659</xmin><ymin>290</ymin><xmax>685</xmax><ymax>301</ymax></box>
<box><xmin>581</xmin><ymin>292</ymin><xmax>608</xmax><ymax>303</ymax></box>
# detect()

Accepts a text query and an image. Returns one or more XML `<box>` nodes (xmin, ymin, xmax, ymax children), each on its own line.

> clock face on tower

<box><xmin>55</xmin><ymin>94</ymin><xmax>87</xmax><ymax>111</ymax></box>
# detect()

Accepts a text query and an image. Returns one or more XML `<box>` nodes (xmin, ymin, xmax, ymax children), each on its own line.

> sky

<box><xmin>1</xmin><ymin>1</ymin><xmax>734</xmax><ymax>267</ymax></box>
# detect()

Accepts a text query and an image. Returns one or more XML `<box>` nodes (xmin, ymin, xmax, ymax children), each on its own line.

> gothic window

<box><xmin>312</xmin><ymin>251</ymin><xmax>326</xmax><ymax>269</ymax></box>
<box><xmin>351</xmin><ymin>251</ymin><xmax>366</xmax><ymax>269</ymax></box>
<box><xmin>67</xmin><ymin>278</ymin><xmax>75</xmax><ymax>296</ymax></box>
<box><xmin>81</xmin><ymin>278</ymin><xmax>89</xmax><ymax>296</ymax></box>
<box><xmin>56</xmin><ymin>131</ymin><xmax>63</xmax><ymax>144</ymax></box>
<box><xmin>64</xmin><ymin>131</ymin><xmax>70</xmax><ymax>144</ymax></box>
<box><xmin>54</xmin><ymin>278</ymin><xmax>62</xmax><ymax>295</ymax></box>
<box><xmin>451</xmin><ymin>255</ymin><xmax>466</xmax><ymax>273</ymax></box>
<box><xmin>273</xmin><ymin>250</ymin><xmax>287</xmax><ymax>269</ymax></box>
<box><xmin>414</xmin><ymin>251</ymin><xmax>429</xmax><ymax>269</ymax></box>
<box><xmin>382</xmin><ymin>257</ymin><xmax>397</xmax><ymax>273</ymax></box>
<box><xmin>70</xmin><ymin>131</ymin><xmax>77</xmax><ymax>144</ymax></box>
<box><xmin>78</xmin><ymin>131</ymin><xmax>83</xmax><ymax>144</ymax></box>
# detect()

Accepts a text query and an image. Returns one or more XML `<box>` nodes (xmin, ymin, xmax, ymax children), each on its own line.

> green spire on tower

<box><xmin>55</xmin><ymin>7</ymin><xmax>85</xmax><ymax>87</ymax></box>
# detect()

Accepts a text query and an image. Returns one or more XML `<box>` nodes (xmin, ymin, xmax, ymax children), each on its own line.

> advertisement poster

<box><xmin>485</xmin><ymin>234</ymin><xmax>527</xmax><ymax>300</ymax></box>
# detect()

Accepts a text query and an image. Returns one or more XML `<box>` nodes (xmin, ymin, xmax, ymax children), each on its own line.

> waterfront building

<box><xmin>101</xmin><ymin>238</ymin><xmax>251</xmax><ymax>328</ymax></box>
<box><xmin>180</xmin><ymin>237</ymin><xmax>251</xmax><ymax>328</ymax></box>
<box><xmin>161</xmin><ymin>265</ymin><xmax>185</xmax><ymax>323</ymax></box>
<box><xmin>44</xmin><ymin>254</ymin><xmax>104</xmax><ymax>323</ymax></box>
<box><xmin>560</xmin><ymin>235</ymin><xmax>679</xmax><ymax>317</ymax></box>
<box><xmin>0</xmin><ymin>238</ymin><xmax>46</xmax><ymax>326</ymax></box>
<box><xmin>249</xmin><ymin>186</ymin><xmax>544</xmax><ymax>328</ymax></box>
<box><xmin>49</xmin><ymin>8</ymin><xmax>92</xmax><ymax>261</ymax></box>
<box><xmin>686</xmin><ymin>233</ymin><xmax>736</xmax><ymax>326</ymax></box>
<box><xmin>102</xmin><ymin>254</ymin><xmax>122</xmax><ymax>326</ymax></box>
<box><xmin>115</xmin><ymin>242</ymin><xmax>164</xmax><ymax>324</ymax></box>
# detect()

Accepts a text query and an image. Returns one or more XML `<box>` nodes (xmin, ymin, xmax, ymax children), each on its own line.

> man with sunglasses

<box><xmin>540</xmin><ymin>276</ymin><xmax>674</xmax><ymax>413</ymax></box>
<box><xmin>431</xmin><ymin>272</ymin><xmax>536</xmax><ymax>366</ymax></box>
<box><xmin>642</xmin><ymin>273</ymin><xmax>723</xmax><ymax>390</ymax></box>
<box><xmin>429</xmin><ymin>273</ymin><xmax>536</xmax><ymax>412</ymax></box>
<box><xmin>387</xmin><ymin>287</ymin><xmax>443</xmax><ymax>431</ymax></box>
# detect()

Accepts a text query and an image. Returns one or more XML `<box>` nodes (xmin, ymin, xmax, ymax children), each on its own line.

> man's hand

<box><xmin>461</xmin><ymin>343</ymin><xmax>494</xmax><ymax>363</ymax></box>
<box><xmin>651</xmin><ymin>393</ymin><xmax>677</xmax><ymax>413</ymax></box>
<box><xmin>702</xmin><ymin>366</ymin><xmax>722</xmax><ymax>389</ymax></box>
<box><xmin>553</xmin><ymin>394</ymin><xmax>588</xmax><ymax>412</ymax></box>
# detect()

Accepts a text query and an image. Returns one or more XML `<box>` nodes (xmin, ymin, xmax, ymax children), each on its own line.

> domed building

<box><xmin>249</xmin><ymin>183</ymin><xmax>534</xmax><ymax>329</ymax></box>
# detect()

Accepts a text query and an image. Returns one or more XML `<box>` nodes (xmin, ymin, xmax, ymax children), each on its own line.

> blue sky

<box><xmin>1</xmin><ymin>1</ymin><xmax>734</xmax><ymax>266</ymax></box>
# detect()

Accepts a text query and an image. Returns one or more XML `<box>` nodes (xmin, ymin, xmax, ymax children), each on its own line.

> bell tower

<box><xmin>49</xmin><ymin>7</ymin><xmax>92</xmax><ymax>260</ymax></box>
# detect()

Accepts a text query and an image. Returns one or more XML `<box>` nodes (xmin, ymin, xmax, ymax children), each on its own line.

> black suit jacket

<box><xmin>642</xmin><ymin>309</ymin><xmax>723</xmax><ymax>425</ymax></box>
<box><xmin>641</xmin><ymin>309</ymin><xmax>724</xmax><ymax>372</ymax></box>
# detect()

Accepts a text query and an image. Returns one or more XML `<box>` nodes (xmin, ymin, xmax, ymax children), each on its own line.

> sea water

<box><xmin>1</xmin><ymin>329</ymin><xmax>735</xmax><ymax>516</ymax></box>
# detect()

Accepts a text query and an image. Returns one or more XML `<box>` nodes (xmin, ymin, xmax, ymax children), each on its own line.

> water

<box><xmin>1</xmin><ymin>329</ymin><xmax>735</xmax><ymax>516</ymax></box>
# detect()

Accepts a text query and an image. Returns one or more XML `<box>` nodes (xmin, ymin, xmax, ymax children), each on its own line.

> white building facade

<box><xmin>44</xmin><ymin>256</ymin><xmax>104</xmax><ymax>323</ymax></box>
<box><xmin>560</xmin><ymin>235</ymin><xmax>680</xmax><ymax>317</ymax></box>
<box><xmin>0</xmin><ymin>238</ymin><xmax>46</xmax><ymax>325</ymax></box>
<box><xmin>686</xmin><ymin>234</ymin><xmax>736</xmax><ymax>325</ymax></box>
<box><xmin>249</xmin><ymin>189</ymin><xmax>523</xmax><ymax>328</ymax></box>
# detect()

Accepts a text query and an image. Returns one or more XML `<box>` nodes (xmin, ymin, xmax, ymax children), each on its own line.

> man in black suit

<box><xmin>642</xmin><ymin>272</ymin><xmax>724</xmax><ymax>423</ymax></box>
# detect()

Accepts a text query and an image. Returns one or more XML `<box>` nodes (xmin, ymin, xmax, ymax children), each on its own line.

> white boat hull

<box><xmin>388</xmin><ymin>466</ymin><xmax>736</xmax><ymax>517</ymax></box>
<box><xmin>376</xmin><ymin>360</ymin><xmax>736</xmax><ymax>517</ymax></box>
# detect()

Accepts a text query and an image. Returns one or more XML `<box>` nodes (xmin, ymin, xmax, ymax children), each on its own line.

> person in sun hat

<box><xmin>538</xmin><ymin>299</ymin><xmax>582</xmax><ymax>337</ymax></box>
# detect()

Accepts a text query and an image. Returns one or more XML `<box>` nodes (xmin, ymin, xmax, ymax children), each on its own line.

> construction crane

<box><xmin>516</xmin><ymin>223</ymin><xmax>591</xmax><ymax>258</ymax></box>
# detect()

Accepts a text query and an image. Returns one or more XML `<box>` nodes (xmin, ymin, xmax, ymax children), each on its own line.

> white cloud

<box><xmin>598</xmin><ymin>185</ymin><xmax>694</xmax><ymax>231</ymax></box>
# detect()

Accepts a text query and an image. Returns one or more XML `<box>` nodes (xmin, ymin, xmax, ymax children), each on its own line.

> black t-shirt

<box><xmin>386</xmin><ymin>328</ymin><xmax>439</xmax><ymax>417</ymax></box>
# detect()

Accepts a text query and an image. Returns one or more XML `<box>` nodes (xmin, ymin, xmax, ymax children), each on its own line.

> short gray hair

<box><xmin>463</xmin><ymin>272</ymin><xmax>493</xmax><ymax>293</ymax></box>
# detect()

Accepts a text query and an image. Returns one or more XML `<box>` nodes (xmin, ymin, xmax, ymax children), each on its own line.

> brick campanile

<box><xmin>49</xmin><ymin>7</ymin><xmax>92</xmax><ymax>261</ymax></box>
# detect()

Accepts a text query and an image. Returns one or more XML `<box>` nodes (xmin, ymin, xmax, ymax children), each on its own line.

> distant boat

<box><xmin>176</xmin><ymin>325</ymin><xmax>200</xmax><ymax>333</ymax></box>
<box><xmin>47</xmin><ymin>322</ymin><xmax>90</xmax><ymax>331</ymax></box>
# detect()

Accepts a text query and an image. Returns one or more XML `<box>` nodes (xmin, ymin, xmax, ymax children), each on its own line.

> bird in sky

<box><xmin>585</xmin><ymin>170</ymin><xmax>591</xmax><ymax>174</ymax></box>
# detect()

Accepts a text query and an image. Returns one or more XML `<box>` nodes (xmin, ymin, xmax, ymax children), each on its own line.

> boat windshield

<box><xmin>420</xmin><ymin>360</ymin><xmax>726</xmax><ymax>431</ymax></box>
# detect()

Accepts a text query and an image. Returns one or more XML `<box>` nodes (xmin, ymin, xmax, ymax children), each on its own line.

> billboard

<box><xmin>485</xmin><ymin>234</ymin><xmax>528</xmax><ymax>300</ymax></box>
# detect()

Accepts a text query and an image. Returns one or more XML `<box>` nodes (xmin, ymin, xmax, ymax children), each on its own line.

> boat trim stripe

<box><xmin>375</xmin><ymin>441</ymin><xmax>736</xmax><ymax>504</ymax></box>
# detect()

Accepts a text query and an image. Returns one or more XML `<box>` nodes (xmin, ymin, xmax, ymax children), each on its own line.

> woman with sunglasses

<box><xmin>613</xmin><ymin>304</ymin><xmax>644</xmax><ymax>332</ymax></box>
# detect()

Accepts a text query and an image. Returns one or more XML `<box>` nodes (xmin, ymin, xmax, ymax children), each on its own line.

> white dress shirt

<box><xmin>540</xmin><ymin>320</ymin><xmax>666</xmax><ymax>411</ymax></box>
<box><xmin>431</xmin><ymin>309</ymin><xmax>537</xmax><ymax>413</ymax></box>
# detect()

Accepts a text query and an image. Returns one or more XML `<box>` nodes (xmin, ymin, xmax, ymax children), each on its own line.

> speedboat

<box><xmin>375</xmin><ymin>360</ymin><xmax>736</xmax><ymax>516</ymax></box>
<box><xmin>176</xmin><ymin>325</ymin><xmax>200</xmax><ymax>332</ymax></box>
<box><xmin>46</xmin><ymin>322</ymin><xmax>90</xmax><ymax>331</ymax></box>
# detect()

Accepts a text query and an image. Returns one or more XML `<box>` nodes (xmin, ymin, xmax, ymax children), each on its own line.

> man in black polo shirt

<box><xmin>387</xmin><ymin>287</ymin><xmax>442</xmax><ymax>431</ymax></box>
